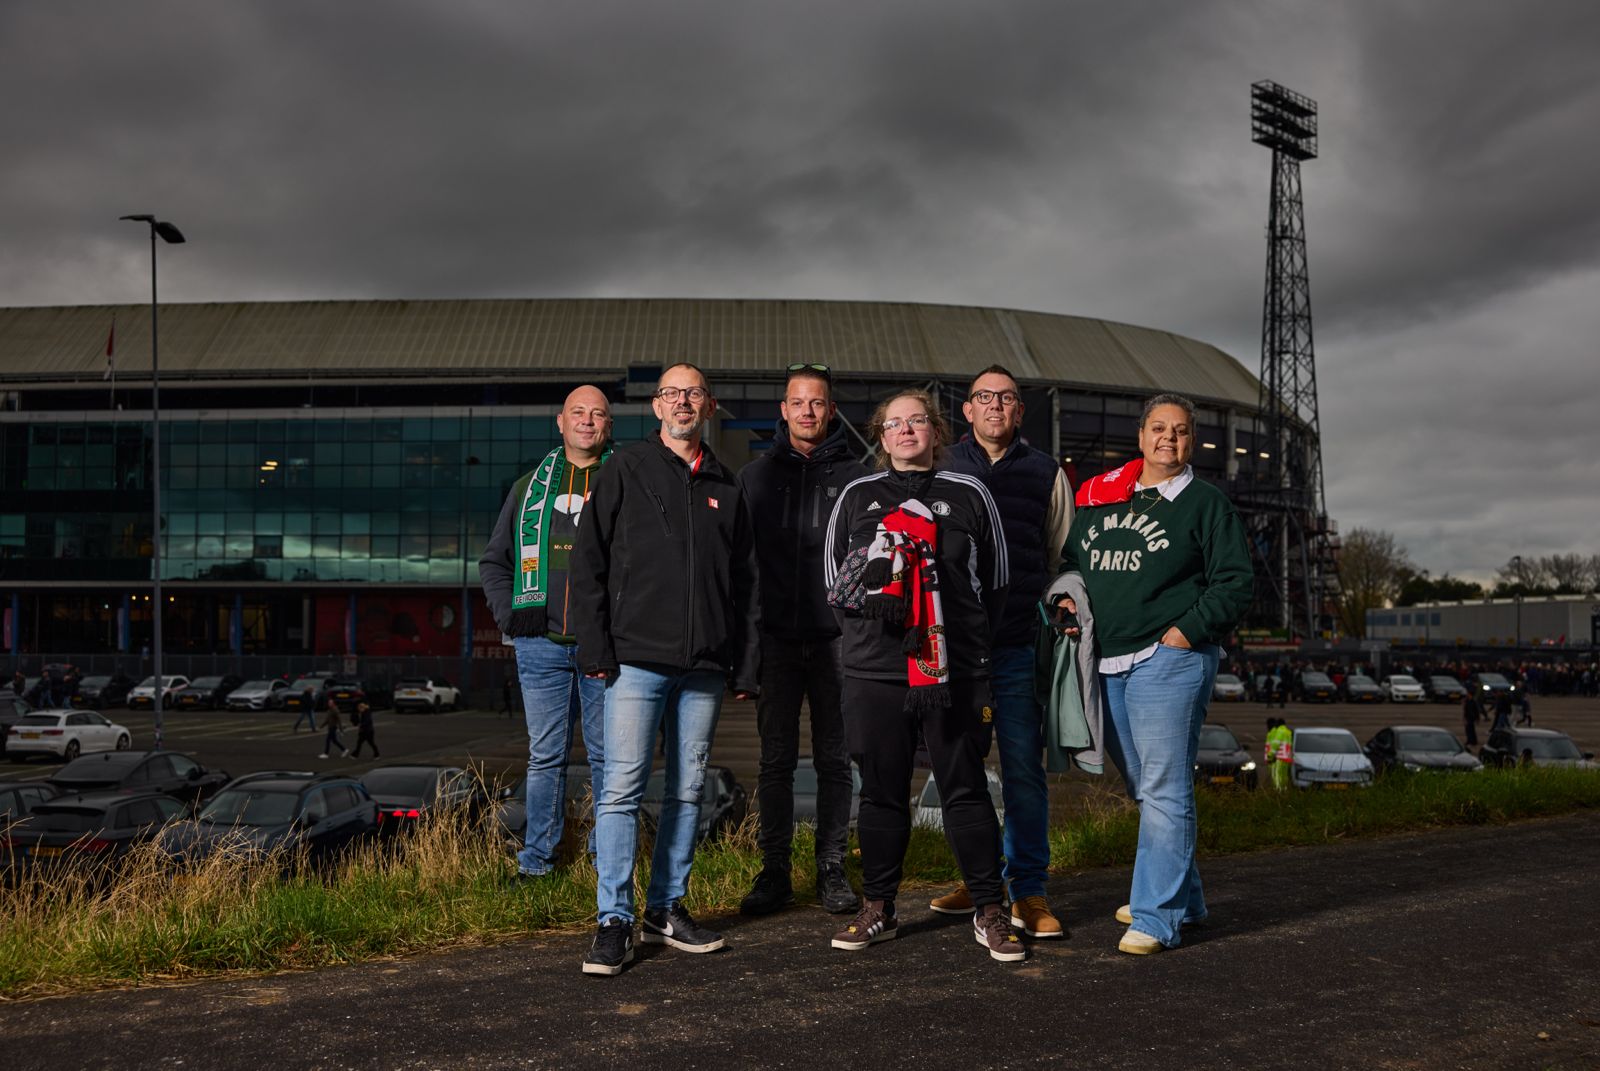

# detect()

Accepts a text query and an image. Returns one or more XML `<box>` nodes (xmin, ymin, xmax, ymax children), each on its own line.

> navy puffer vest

<box><xmin>947</xmin><ymin>438</ymin><xmax>1059</xmax><ymax>647</ymax></box>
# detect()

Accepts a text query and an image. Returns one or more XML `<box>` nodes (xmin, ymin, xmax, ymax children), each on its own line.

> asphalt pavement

<box><xmin>4</xmin><ymin>810</ymin><xmax>1598</xmax><ymax>1069</ymax></box>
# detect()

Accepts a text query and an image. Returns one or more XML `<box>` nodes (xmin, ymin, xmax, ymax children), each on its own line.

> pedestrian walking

<box><xmin>1491</xmin><ymin>693</ymin><xmax>1513</xmax><ymax>732</ymax></box>
<box><xmin>1462</xmin><ymin>693</ymin><xmax>1481</xmax><ymax>747</ymax></box>
<box><xmin>736</xmin><ymin>362</ymin><xmax>868</xmax><ymax>919</ymax></box>
<box><xmin>319</xmin><ymin>696</ymin><xmax>350</xmax><ymax>758</ymax></box>
<box><xmin>349</xmin><ymin>701</ymin><xmax>379</xmax><ymax>757</ymax></box>
<box><xmin>291</xmin><ymin>685</ymin><xmax>319</xmax><ymax>733</ymax></box>
<box><xmin>479</xmin><ymin>385</ymin><xmax>613</xmax><ymax>881</ymax></box>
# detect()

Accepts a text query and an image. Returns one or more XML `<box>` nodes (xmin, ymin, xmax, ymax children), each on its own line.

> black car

<box><xmin>46</xmin><ymin>750</ymin><xmax>231</xmax><ymax>810</ymax></box>
<box><xmin>1425</xmin><ymin>675</ymin><xmax>1469</xmax><ymax>702</ymax></box>
<box><xmin>6</xmin><ymin>791</ymin><xmax>189</xmax><ymax>873</ymax></box>
<box><xmin>160</xmin><ymin>771</ymin><xmax>378</xmax><ymax>864</ymax></box>
<box><xmin>0</xmin><ymin>695</ymin><xmax>35</xmax><ymax>757</ymax></box>
<box><xmin>360</xmin><ymin>764</ymin><xmax>490</xmax><ymax>835</ymax></box>
<box><xmin>325</xmin><ymin>677</ymin><xmax>392</xmax><ymax>714</ymax></box>
<box><xmin>172</xmin><ymin>675</ymin><xmax>245</xmax><ymax>711</ymax></box>
<box><xmin>71</xmin><ymin>674</ymin><xmax>137</xmax><ymax>710</ymax></box>
<box><xmin>280</xmin><ymin>673</ymin><xmax>339</xmax><ymax>714</ymax></box>
<box><xmin>1480</xmin><ymin>728</ymin><xmax>1597</xmax><ymax>769</ymax></box>
<box><xmin>1341</xmin><ymin>674</ymin><xmax>1384</xmax><ymax>703</ymax></box>
<box><xmin>0</xmin><ymin>780</ymin><xmax>59</xmax><ymax>821</ymax></box>
<box><xmin>1468</xmin><ymin>672</ymin><xmax>1519</xmax><ymax>699</ymax></box>
<box><xmin>1296</xmin><ymin>671</ymin><xmax>1337</xmax><ymax>703</ymax></box>
<box><xmin>1195</xmin><ymin>723</ymin><xmax>1259</xmax><ymax>788</ymax></box>
<box><xmin>1364</xmin><ymin>726</ymin><xmax>1483</xmax><ymax>773</ymax></box>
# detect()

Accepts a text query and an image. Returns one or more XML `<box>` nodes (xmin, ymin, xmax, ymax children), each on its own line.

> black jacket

<box><xmin>570</xmin><ymin>435</ymin><xmax>760</xmax><ymax>692</ymax></box>
<box><xmin>824</xmin><ymin>467</ymin><xmax>1009</xmax><ymax>682</ymax></box>
<box><xmin>737</xmin><ymin>419</ymin><xmax>870</xmax><ymax>640</ymax></box>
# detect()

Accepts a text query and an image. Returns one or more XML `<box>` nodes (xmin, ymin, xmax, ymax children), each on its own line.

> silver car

<box><xmin>1290</xmin><ymin>728</ymin><xmax>1374</xmax><ymax>789</ymax></box>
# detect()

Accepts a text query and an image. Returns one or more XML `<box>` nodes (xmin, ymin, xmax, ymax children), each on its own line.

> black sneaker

<box><xmin>815</xmin><ymin>861</ymin><xmax>859</xmax><ymax>914</ymax></box>
<box><xmin>740</xmin><ymin>867</ymin><xmax>795</xmax><ymax>916</ymax></box>
<box><xmin>581</xmin><ymin>919</ymin><xmax>634</xmax><ymax>976</ymax></box>
<box><xmin>831</xmin><ymin>899</ymin><xmax>898</xmax><ymax>950</ymax></box>
<box><xmin>641</xmin><ymin>902</ymin><xmax>725</xmax><ymax>953</ymax></box>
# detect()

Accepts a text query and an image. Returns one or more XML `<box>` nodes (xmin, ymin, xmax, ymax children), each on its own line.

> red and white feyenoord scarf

<box><xmin>860</xmin><ymin>499</ymin><xmax>950</xmax><ymax>710</ymax></box>
<box><xmin>1075</xmin><ymin>458</ymin><xmax>1144</xmax><ymax>507</ymax></box>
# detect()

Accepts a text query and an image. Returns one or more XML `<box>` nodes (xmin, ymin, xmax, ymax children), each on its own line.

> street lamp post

<box><xmin>120</xmin><ymin>215</ymin><xmax>185</xmax><ymax>750</ymax></box>
<box><xmin>1510</xmin><ymin>554</ymin><xmax>1523</xmax><ymax>655</ymax></box>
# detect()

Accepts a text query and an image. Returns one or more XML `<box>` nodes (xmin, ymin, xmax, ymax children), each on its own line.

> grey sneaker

<box><xmin>974</xmin><ymin>903</ymin><xmax>1026</xmax><ymax>962</ymax></box>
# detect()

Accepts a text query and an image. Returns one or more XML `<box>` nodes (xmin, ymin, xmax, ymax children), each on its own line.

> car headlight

<box><xmin>1482</xmin><ymin>685</ymin><xmax>1490</xmax><ymax>691</ymax></box>
<box><xmin>1241</xmin><ymin>761</ymin><xmax>1257</xmax><ymax>772</ymax></box>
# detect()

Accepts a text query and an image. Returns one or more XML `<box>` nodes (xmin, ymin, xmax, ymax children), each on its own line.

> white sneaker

<box><xmin>1118</xmin><ymin>928</ymin><xmax>1164</xmax><ymax>956</ymax></box>
<box><xmin>1116</xmin><ymin>904</ymin><xmax>1132</xmax><ymax>925</ymax></box>
<box><xmin>318</xmin><ymin>753</ymin><xmax>329</xmax><ymax>759</ymax></box>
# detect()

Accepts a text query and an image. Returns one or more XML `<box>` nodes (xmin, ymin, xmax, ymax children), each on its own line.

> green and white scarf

<box><xmin>512</xmin><ymin>444</ymin><xmax>611</xmax><ymax>611</ymax></box>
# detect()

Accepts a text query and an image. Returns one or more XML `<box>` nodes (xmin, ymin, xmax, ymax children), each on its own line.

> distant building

<box><xmin>1367</xmin><ymin>595</ymin><xmax>1600</xmax><ymax>650</ymax></box>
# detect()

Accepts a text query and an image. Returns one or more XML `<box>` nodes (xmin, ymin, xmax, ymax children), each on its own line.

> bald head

<box><xmin>557</xmin><ymin>384</ymin><xmax>612</xmax><ymax>464</ymax></box>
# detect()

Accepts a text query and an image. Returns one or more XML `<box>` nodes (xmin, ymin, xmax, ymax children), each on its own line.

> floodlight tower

<box><xmin>1250</xmin><ymin>80</ymin><xmax>1337</xmax><ymax>640</ymax></box>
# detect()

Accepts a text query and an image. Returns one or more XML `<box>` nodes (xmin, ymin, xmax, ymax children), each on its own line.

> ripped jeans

<box><xmin>593</xmin><ymin>663</ymin><xmax>725</xmax><ymax>926</ymax></box>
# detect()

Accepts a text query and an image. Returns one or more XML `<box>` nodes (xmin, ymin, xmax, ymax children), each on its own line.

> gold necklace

<box><xmin>1124</xmin><ymin>486</ymin><xmax>1164</xmax><ymax>520</ymax></box>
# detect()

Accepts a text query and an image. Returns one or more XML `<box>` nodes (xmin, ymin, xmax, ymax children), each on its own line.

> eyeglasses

<box><xmin>655</xmin><ymin>386</ymin><xmax>710</xmax><ymax>403</ymax></box>
<box><xmin>786</xmin><ymin>362</ymin><xmax>831</xmax><ymax>380</ymax></box>
<box><xmin>969</xmin><ymin>389</ymin><xmax>1020</xmax><ymax>407</ymax></box>
<box><xmin>881</xmin><ymin>414</ymin><xmax>931</xmax><ymax>433</ymax></box>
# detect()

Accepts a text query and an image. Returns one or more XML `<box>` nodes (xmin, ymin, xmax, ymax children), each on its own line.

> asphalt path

<box><xmin>3</xmin><ymin>811</ymin><xmax>1598</xmax><ymax>1069</ymax></box>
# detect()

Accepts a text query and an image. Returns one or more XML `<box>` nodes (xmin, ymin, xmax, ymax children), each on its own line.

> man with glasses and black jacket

<box><xmin>571</xmin><ymin>362</ymin><xmax>761</xmax><ymax>977</ymax></box>
<box><xmin>737</xmin><ymin>363</ymin><xmax>869</xmax><ymax>918</ymax></box>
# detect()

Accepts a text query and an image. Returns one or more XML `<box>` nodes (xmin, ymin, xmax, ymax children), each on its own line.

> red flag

<box><xmin>101</xmin><ymin>318</ymin><xmax>116</xmax><ymax>381</ymax></box>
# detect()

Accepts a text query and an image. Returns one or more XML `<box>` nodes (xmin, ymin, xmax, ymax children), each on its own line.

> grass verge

<box><xmin>2</xmin><ymin>766</ymin><xmax>1597</xmax><ymax>999</ymax></box>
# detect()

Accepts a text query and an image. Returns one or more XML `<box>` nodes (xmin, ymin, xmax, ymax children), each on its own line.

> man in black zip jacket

<box><xmin>570</xmin><ymin>362</ymin><xmax>760</xmax><ymax>977</ymax></box>
<box><xmin>736</xmin><ymin>364</ymin><xmax>868</xmax><ymax>918</ymax></box>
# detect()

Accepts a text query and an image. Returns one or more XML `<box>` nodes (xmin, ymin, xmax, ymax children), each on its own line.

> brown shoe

<box><xmin>1009</xmin><ymin>895</ymin><xmax>1065</xmax><ymax>938</ymax></box>
<box><xmin>830</xmin><ymin>900</ymin><xmax>898</xmax><ymax>951</ymax></box>
<box><xmin>929</xmin><ymin>884</ymin><xmax>973</xmax><ymax>915</ymax></box>
<box><xmin>974</xmin><ymin>903</ymin><xmax>1026</xmax><ymax>962</ymax></box>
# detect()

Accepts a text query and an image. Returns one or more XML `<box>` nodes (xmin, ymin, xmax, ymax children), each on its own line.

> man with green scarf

<box><xmin>479</xmin><ymin>385</ymin><xmax>613</xmax><ymax>878</ymax></box>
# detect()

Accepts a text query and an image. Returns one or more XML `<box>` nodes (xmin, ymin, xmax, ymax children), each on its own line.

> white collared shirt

<box><xmin>1097</xmin><ymin>465</ymin><xmax>1194</xmax><ymax>675</ymax></box>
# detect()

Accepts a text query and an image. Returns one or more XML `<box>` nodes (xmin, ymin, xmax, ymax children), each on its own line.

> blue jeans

<box><xmin>989</xmin><ymin>644</ymin><xmax>1051</xmax><ymax>900</ymax></box>
<box><xmin>594</xmin><ymin>664</ymin><xmax>724</xmax><ymax>926</ymax></box>
<box><xmin>514</xmin><ymin>636</ymin><xmax>607</xmax><ymax>876</ymax></box>
<box><xmin>1101</xmin><ymin>643</ymin><xmax>1220</xmax><ymax>948</ymax></box>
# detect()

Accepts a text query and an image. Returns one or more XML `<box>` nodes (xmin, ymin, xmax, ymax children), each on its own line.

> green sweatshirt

<box><xmin>1059</xmin><ymin>477</ymin><xmax>1254</xmax><ymax>658</ymax></box>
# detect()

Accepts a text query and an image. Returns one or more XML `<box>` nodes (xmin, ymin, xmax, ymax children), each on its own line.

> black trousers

<box><xmin>844</xmin><ymin>676</ymin><xmax>1003</xmax><ymax>907</ymax></box>
<box><xmin>756</xmin><ymin>633</ymin><xmax>852</xmax><ymax>868</ymax></box>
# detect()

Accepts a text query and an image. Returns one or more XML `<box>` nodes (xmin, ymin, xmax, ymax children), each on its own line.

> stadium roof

<box><xmin>0</xmin><ymin>298</ymin><xmax>1261</xmax><ymax>408</ymax></box>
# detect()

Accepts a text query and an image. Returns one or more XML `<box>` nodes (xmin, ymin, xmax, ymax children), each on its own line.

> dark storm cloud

<box><xmin>2</xmin><ymin>0</ymin><xmax>1596</xmax><ymax>578</ymax></box>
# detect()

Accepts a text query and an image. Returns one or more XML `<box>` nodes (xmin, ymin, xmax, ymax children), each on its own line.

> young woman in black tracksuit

<box><xmin>822</xmin><ymin>389</ymin><xmax>1024</xmax><ymax>962</ymax></box>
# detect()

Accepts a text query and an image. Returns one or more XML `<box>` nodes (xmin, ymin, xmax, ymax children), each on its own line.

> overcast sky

<box><xmin>2</xmin><ymin>0</ymin><xmax>1596</xmax><ymax>583</ymax></box>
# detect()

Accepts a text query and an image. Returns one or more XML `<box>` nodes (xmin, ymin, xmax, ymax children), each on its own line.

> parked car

<box><xmin>791</xmin><ymin>756</ymin><xmax>864</xmax><ymax>828</ymax></box>
<box><xmin>7</xmin><ymin>710</ymin><xmax>132</xmax><ymax>762</ymax></box>
<box><xmin>1295</xmin><ymin>671</ymin><xmax>1337</xmax><ymax>703</ymax></box>
<box><xmin>392</xmin><ymin>677</ymin><xmax>461</xmax><ymax>713</ymax></box>
<box><xmin>1338</xmin><ymin>674</ymin><xmax>1383</xmax><ymax>703</ymax></box>
<box><xmin>1380</xmin><ymin>674</ymin><xmax>1427</xmax><ymax>703</ymax></box>
<box><xmin>1195</xmin><ymin>723</ymin><xmax>1258</xmax><ymax>788</ymax></box>
<box><xmin>160</xmin><ymin>771</ymin><xmax>378</xmax><ymax>864</ymax></box>
<box><xmin>325</xmin><ymin>677</ymin><xmax>392</xmax><ymax>713</ymax></box>
<box><xmin>0</xmin><ymin>695</ymin><xmax>35</xmax><ymax>758</ymax></box>
<box><xmin>641</xmin><ymin>764</ymin><xmax>749</xmax><ymax>841</ymax></box>
<box><xmin>914</xmin><ymin>768</ymin><xmax>1005</xmax><ymax>829</ymax></box>
<box><xmin>0</xmin><ymin>780</ymin><xmax>59</xmax><ymax>822</ymax></box>
<box><xmin>71</xmin><ymin>674</ymin><xmax>137</xmax><ymax>710</ymax></box>
<box><xmin>1479</xmin><ymin>728</ymin><xmax>1598</xmax><ymax>770</ymax></box>
<box><xmin>1289</xmin><ymin>728</ymin><xmax>1374</xmax><ymax>789</ymax></box>
<box><xmin>4</xmin><ymin>791</ymin><xmax>188</xmax><ymax>873</ymax></box>
<box><xmin>1364</xmin><ymin>726</ymin><xmax>1483</xmax><ymax>773</ymax></box>
<box><xmin>495</xmin><ymin>763</ymin><xmax>595</xmax><ymax>848</ymax></box>
<box><xmin>359</xmin><ymin>764</ymin><xmax>489</xmax><ymax>835</ymax></box>
<box><xmin>279</xmin><ymin>672</ymin><xmax>338</xmax><ymax>714</ymax></box>
<box><xmin>1211</xmin><ymin>673</ymin><xmax>1247</xmax><ymax>702</ymax></box>
<box><xmin>47</xmin><ymin>750</ymin><xmax>231</xmax><ymax>809</ymax></box>
<box><xmin>172</xmin><ymin>675</ymin><xmax>245</xmax><ymax>711</ymax></box>
<box><xmin>127</xmin><ymin>675</ymin><xmax>191</xmax><ymax>710</ymax></box>
<box><xmin>226</xmin><ymin>678</ymin><xmax>293</xmax><ymax>711</ymax></box>
<box><xmin>1468</xmin><ymin>672</ymin><xmax>1519</xmax><ymax>698</ymax></box>
<box><xmin>1425</xmin><ymin>675</ymin><xmax>1469</xmax><ymax>702</ymax></box>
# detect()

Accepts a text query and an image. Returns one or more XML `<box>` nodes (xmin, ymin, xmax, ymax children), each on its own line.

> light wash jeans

<box><xmin>1101</xmin><ymin>642</ymin><xmax>1221</xmax><ymax>948</ymax></box>
<box><xmin>594</xmin><ymin>664</ymin><xmax>724</xmax><ymax>926</ymax></box>
<box><xmin>514</xmin><ymin>636</ymin><xmax>606</xmax><ymax>877</ymax></box>
<box><xmin>988</xmin><ymin>644</ymin><xmax>1052</xmax><ymax>900</ymax></box>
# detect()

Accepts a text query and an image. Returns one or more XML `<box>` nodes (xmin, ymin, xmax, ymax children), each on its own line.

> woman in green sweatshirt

<box><xmin>1057</xmin><ymin>393</ymin><xmax>1253</xmax><ymax>954</ymax></box>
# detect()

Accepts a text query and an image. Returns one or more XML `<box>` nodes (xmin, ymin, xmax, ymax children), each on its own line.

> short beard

<box><xmin>665</xmin><ymin>418</ymin><xmax>704</xmax><ymax>442</ymax></box>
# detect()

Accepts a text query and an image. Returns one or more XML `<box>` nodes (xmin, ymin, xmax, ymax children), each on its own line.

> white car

<box><xmin>1380</xmin><ymin>674</ymin><xmax>1427</xmax><ymax>703</ymax></box>
<box><xmin>127</xmin><ymin>675</ymin><xmax>191</xmax><ymax>710</ymax></box>
<box><xmin>1211</xmin><ymin>673</ymin><xmax>1247</xmax><ymax>701</ymax></box>
<box><xmin>1290</xmin><ymin>728</ymin><xmax>1374</xmax><ymax>789</ymax></box>
<box><xmin>392</xmin><ymin>677</ymin><xmax>461</xmax><ymax>713</ymax></box>
<box><xmin>226</xmin><ymin>679</ymin><xmax>292</xmax><ymax>711</ymax></box>
<box><xmin>7</xmin><ymin>710</ymin><xmax>132</xmax><ymax>761</ymax></box>
<box><xmin>913</xmin><ymin>769</ymin><xmax>1004</xmax><ymax>830</ymax></box>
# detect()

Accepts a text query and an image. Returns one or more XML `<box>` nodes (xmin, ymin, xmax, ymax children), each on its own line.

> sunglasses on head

<box><xmin>786</xmin><ymin>362</ymin><xmax>831</xmax><ymax>381</ymax></box>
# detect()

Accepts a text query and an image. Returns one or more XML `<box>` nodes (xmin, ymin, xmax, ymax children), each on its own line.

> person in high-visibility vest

<box><xmin>1264</xmin><ymin>717</ymin><xmax>1294</xmax><ymax>790</ymax></box>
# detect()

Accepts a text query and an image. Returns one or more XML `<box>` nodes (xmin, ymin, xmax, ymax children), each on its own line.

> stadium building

<box><xmin>0</xmin><ymin>298</ymin><xmax>1292</xmax><ymax>687</ymax></box>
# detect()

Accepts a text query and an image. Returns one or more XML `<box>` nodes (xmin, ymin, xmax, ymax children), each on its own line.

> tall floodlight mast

<box><xmin>1249</xmin><ymin>80</ymin><xmax>1337</xmax><ymax>640</ymax></box>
